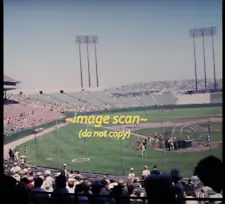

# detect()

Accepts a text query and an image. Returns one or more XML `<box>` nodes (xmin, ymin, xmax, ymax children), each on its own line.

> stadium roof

<box><xmin>4</xmin><ymin>75</ymin><xmax>20</xmax><ymax>86</ymax></box>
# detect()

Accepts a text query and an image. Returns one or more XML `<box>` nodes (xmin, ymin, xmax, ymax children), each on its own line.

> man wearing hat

<box><xmin>170</xmin><ymin>168</ymin><xmax>185</xmax><ymax>204</ymax></box>
<box><xmin>42</xmin><ymin>170</ymin><xmax>54</xmax><ymax>190</ymax></box>
<box><xmin>128</xmin><ymin>168</ymin><xmax>135</xmax><ymax>180</ymax></box>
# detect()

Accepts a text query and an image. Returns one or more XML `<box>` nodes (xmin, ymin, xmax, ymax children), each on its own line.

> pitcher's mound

<box><xmin>72</xmin><ymin>158</ymin><xmax>90</xmax><ymax>163</ymax></box>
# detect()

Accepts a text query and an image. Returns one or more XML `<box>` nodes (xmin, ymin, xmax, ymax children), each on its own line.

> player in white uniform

<box><xmin>141</xmin><ymin>143</ymin><xmax>146</xmax><ymax>157</ymax></box>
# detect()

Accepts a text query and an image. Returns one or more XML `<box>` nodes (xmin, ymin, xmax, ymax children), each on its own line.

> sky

<box><xmin>4</xmin><ymin>0</ymin><xmax>222</xmax><ymax>93</ymax></box>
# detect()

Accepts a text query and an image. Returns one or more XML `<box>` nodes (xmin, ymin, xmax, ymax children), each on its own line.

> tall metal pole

<box><xmin>192</xmin><ymin>34</ymin><xmax>198</xmax><ymax>91</ymax></box>
<box><xmin>120</xmin><ymin>135</ymin><xmax>125</xmax><ymax>175</ymax></box>
<box><xmin>94</xmin><ymin>37</ymin><xmax>99</xmax><ymax>87</ymax></box>
<box><xmin>56</xmin><ymin>120</ymin><xmax>60</xmax><ymax>169</ymax></box>
<box><xmin>84</xmin><ymin>138</ymin><xmax>88</xmax><ymax>164</ymax></box>
<box><xmin>201</xmin><ymin>29</ymin><xmax>207</xmax><ymax>90</ymax></box>
<box><xmin>34</xmin><ymin>121</ymin><xmax>37</xmax><ymax>166</ymax></box>
<box><xmin>208</xmin><ymin>117</ymin><xmax>212</xmax><ymax>154</ymax></box>
<box><xmin>211</xmin><ymin>30</ymin><xmax>217</xmax><ymax>91</ymax></box>
<box><xmin>78</xmin><ymin>42</ymin><xmax>84</xmax><ymax>88</ymax></box>
<box><xmin>189</xmin><ymin>29</ymin><xmax>198</xmax><ymax>91</ymax></box>
<box><xmin>86</xmin><ymin>36</ymin><xmax>91</xmax><ymax>87</ymax></box>
<box><xmin>162</xmin><ymin>120</ymin><xmax>167</xmax><ymax>173</ymax></box>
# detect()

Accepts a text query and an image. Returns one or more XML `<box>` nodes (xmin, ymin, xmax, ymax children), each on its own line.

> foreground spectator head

<box><xmin>55</xmin><ymin>175</ymin><xmax>67</xmax><ymax>189</ymax></box>
<box><xmin>151</xmin><ymin>165</ymin><xmax>160</xmax><ymax>175</ymax></box>
<box><xmin>34</xmin><ymin>177</ymin><xmax>43</xmax><ymax>188</ymax></box>
<box><xmin>144</xmin><ymin>174</ymin><xmax>175</xmax><ymax>204</ymax></box>
<box><xmin>170</xmin><ymin>168</ymin><xmax>182</xmax><ymax>182</ymax></box>
<box><xmin>194</xmin><ymin>156</ymin><xmax>223</xmax><ymax>193</ymax></box>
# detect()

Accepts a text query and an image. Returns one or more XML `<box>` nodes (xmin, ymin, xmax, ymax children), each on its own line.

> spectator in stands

<box><xmin>75</xmin><ymin>182</ymin><xmax>89</xmax><ymax>204</ymax></box>
<box><xmin>3</xmin><ymin>175</ymin><xmax>17</xmax><ymax>203</ymax></box>
<box><xmin>142</xmin><ymin>165</ymin><xmax>150</xmax><ymax>179</ymax></box>
<box><xmin>128</xmin><ymin>168</ymin><xmax>135</xmax><ymax>180</ymax></box>
<box><xmin>30</xmin><ymin>177</ymin><xmax>49</xmax><ymax>204</ymax></box>
<box><xmin>21</xmin><ymin>177</ymin><xmax>34</xmax><ymax>189</ymax></box>
<box><xmin>15</xmin><ymin>180</ymin><xmax>30</xmax><ymax>204</ymax></box>
<box><xmin>11</xmin><ymin>162</ymin><xmax>21</xmax><ymax>174</ymax></box>
<box><xmin>100</xmin><ymin>179</ymin><xmax>112</xmax><ymax>204</ymax></box>
<box><xmin>151</xmin><ymin>165</ymin><xmax>160</xmax><ymax>174</ymax></box>
<box><xmin>144</xmin><ymin>174</ymin><xmax>175</xmax><ymax>204</ymax></box>
<box><xmin>42</xmin><ymin>170</ymin><xmax>54</xmax><ymax>190</ymax></box>
<box><xmin>111</xmin><ymin>180</ymin><xmax>130</xmax><ymax>204</ymax></box>
<box><xmin>185</xmin><ymin>191</ymin><xmax>198</xmax><ymax>204</ymax></box>
<box><xmin>75</xmin><ymin>171</ymin><xmax>83</xmax><ymax>180</ymax></box>
<box><xmin>170</xmin><ymin>168</ymin><xmax>186</xmax><ymax>204</ymax></box>
<box><xmin>51</xmin><ymin>175</ymin><xmax>70</xmax><ymax>204</ymax></box>
<box><xmin>66</xmin><ymin>178</ymin><xmax>76</xmax><ymax>193</ymax></box>
<box><xmin>63</xmin><ymin>163</ymin><xmax>68</xmax><ymax>177</ymax></box>
<box><xmin>194</xmin><ymin>156</ymin><xmax>223</xmax><ymax>194</ymax></box>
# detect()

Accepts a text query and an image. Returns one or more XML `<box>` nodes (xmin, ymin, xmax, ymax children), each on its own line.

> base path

<box><xmin>4</xmin><ymin>123</ymin><xmax>69</xmax><ymax>160</ymax></box>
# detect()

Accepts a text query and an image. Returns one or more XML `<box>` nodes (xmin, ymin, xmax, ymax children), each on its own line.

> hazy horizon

<box><xmin>4</xmin><ymin>0</ymin><xmax>222</xmax><ymax>94</ymax></box>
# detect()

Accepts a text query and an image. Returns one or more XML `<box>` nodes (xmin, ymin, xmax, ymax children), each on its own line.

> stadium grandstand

<box><xmin>3</xmin><ymin>77</ymin><xmax>223</xmax><ymax>204</ymax></box>
<box><xmin>4</xmin><ymin>75</ymin><xmax>20</xmax><ymax>98</ymax></box>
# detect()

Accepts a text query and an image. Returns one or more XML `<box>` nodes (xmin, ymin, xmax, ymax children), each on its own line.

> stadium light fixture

<box><xmin>189</xmin><ymin>28</ymin><xmax>198</xmax><ymax>91</ymax></box>
<box><xmin>76</xmin><ymin>35</ymin><xmax>100</xmax><ymax>88</ymax></box>
<box><xmin>189</xmin><ymin>26</ymin><xmax>217</xmax><ymax>90</ymax></box>
<box><xmin>209</xmin><ymin>27</ymin><xmax>217</xmax><ymax>90</ymax></box>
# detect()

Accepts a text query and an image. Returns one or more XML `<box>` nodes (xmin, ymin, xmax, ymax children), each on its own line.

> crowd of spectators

<box><xmin>4</xmin><ymin>95</ymin><xmax>64</xmax><ymax>137</ymax></box>
<box><xmin>3</xmin><ymin>155</ymin><xmax>223</xmax><ymax>204</ymax></box>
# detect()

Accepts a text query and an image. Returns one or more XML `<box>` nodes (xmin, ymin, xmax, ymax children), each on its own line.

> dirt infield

<box><xmin>106</xmin><ymin>117</ymin><xmax>222</xmax><ymax>152</ymax></box>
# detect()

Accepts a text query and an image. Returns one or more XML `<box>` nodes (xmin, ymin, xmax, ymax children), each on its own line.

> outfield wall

<box><xmin>210</xmin><ymin>92</ymin><xmax>222</xmax><ymax>103</ymax></box>
<box><xmin>176</xmin><ymin>93</ymin><xmax>210</xmax><ymax>105</ymax></box>
<box><xmin>64</xmin><ymin>103</ymin><xmax>222</xmax><ymax>117</ymax></box>
<box><xmin>4</xmin><ymin>103</ymin><xmax>221</xmax><ymax>145</ymax></box>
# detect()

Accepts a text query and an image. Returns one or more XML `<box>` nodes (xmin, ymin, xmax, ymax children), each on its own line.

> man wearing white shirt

<box><xmin>142</xmin><ymin>166</ymin><xmax>150</xmax><ymax>179</ymax></box>
<box><xmin>128</xmin><ymin>168</ymin><xmax>135</xmax><ymax>180</ymax></box>
<box><xmin>42</xmin><ymin>170</ymin><xmax>54</xmax><ymax>189</ymax></box>
<box><xmin>11</xmin><ymin>163</ymin><xmax>21</xmax><ymax>174</ymax></box>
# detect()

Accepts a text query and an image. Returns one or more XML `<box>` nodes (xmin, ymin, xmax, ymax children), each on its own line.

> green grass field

<box><xmin>16</xmin><ymin>107</ymin><xmax>222</xmax><ymax>177</ymax></box>
<box><xmin>96</xmin><ymin>107</ymin><xmax>222</xmax><ymax>124</ymax></box>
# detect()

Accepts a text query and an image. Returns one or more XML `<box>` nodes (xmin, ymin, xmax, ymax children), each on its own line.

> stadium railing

<box><xmin>20</xmin><ymin>191</ymin><xmax>223</xmax><ymax>202</ymax></box>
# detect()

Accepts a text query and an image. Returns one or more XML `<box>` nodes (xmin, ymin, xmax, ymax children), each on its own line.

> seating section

<box><xmin>210</xmin><ymin>92</ymin><xmax>222</xmax><ymax>104</ymax></box>
<box><xmin>155</xmin><ymin>93</ymin><xmax>177</xmax><ymax>105</ymax></box>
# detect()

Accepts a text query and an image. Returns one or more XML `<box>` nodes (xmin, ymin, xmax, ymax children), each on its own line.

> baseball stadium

<box><xmin>4</xmin><ymin>76</ymin><xmax>222</xmax><ymax>178</ymax></box>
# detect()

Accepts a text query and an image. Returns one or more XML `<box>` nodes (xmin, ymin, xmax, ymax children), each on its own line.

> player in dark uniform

<box><xmin>143</xmin><ymin>138</ymin><xmax>147</xmax><ymax>149</ymax></box>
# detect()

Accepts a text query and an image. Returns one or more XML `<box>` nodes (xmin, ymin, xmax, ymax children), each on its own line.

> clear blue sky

<box><xmin>4</xmin><ymin>0</ymin><xmax>222</xmax><ymax>93</ymax></box>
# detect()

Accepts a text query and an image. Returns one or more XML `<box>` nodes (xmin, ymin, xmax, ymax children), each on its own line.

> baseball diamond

<box><xmin>12</xmin><ymin>106</ymin><xmax>222</xmax><ymax>177</ymax></box>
